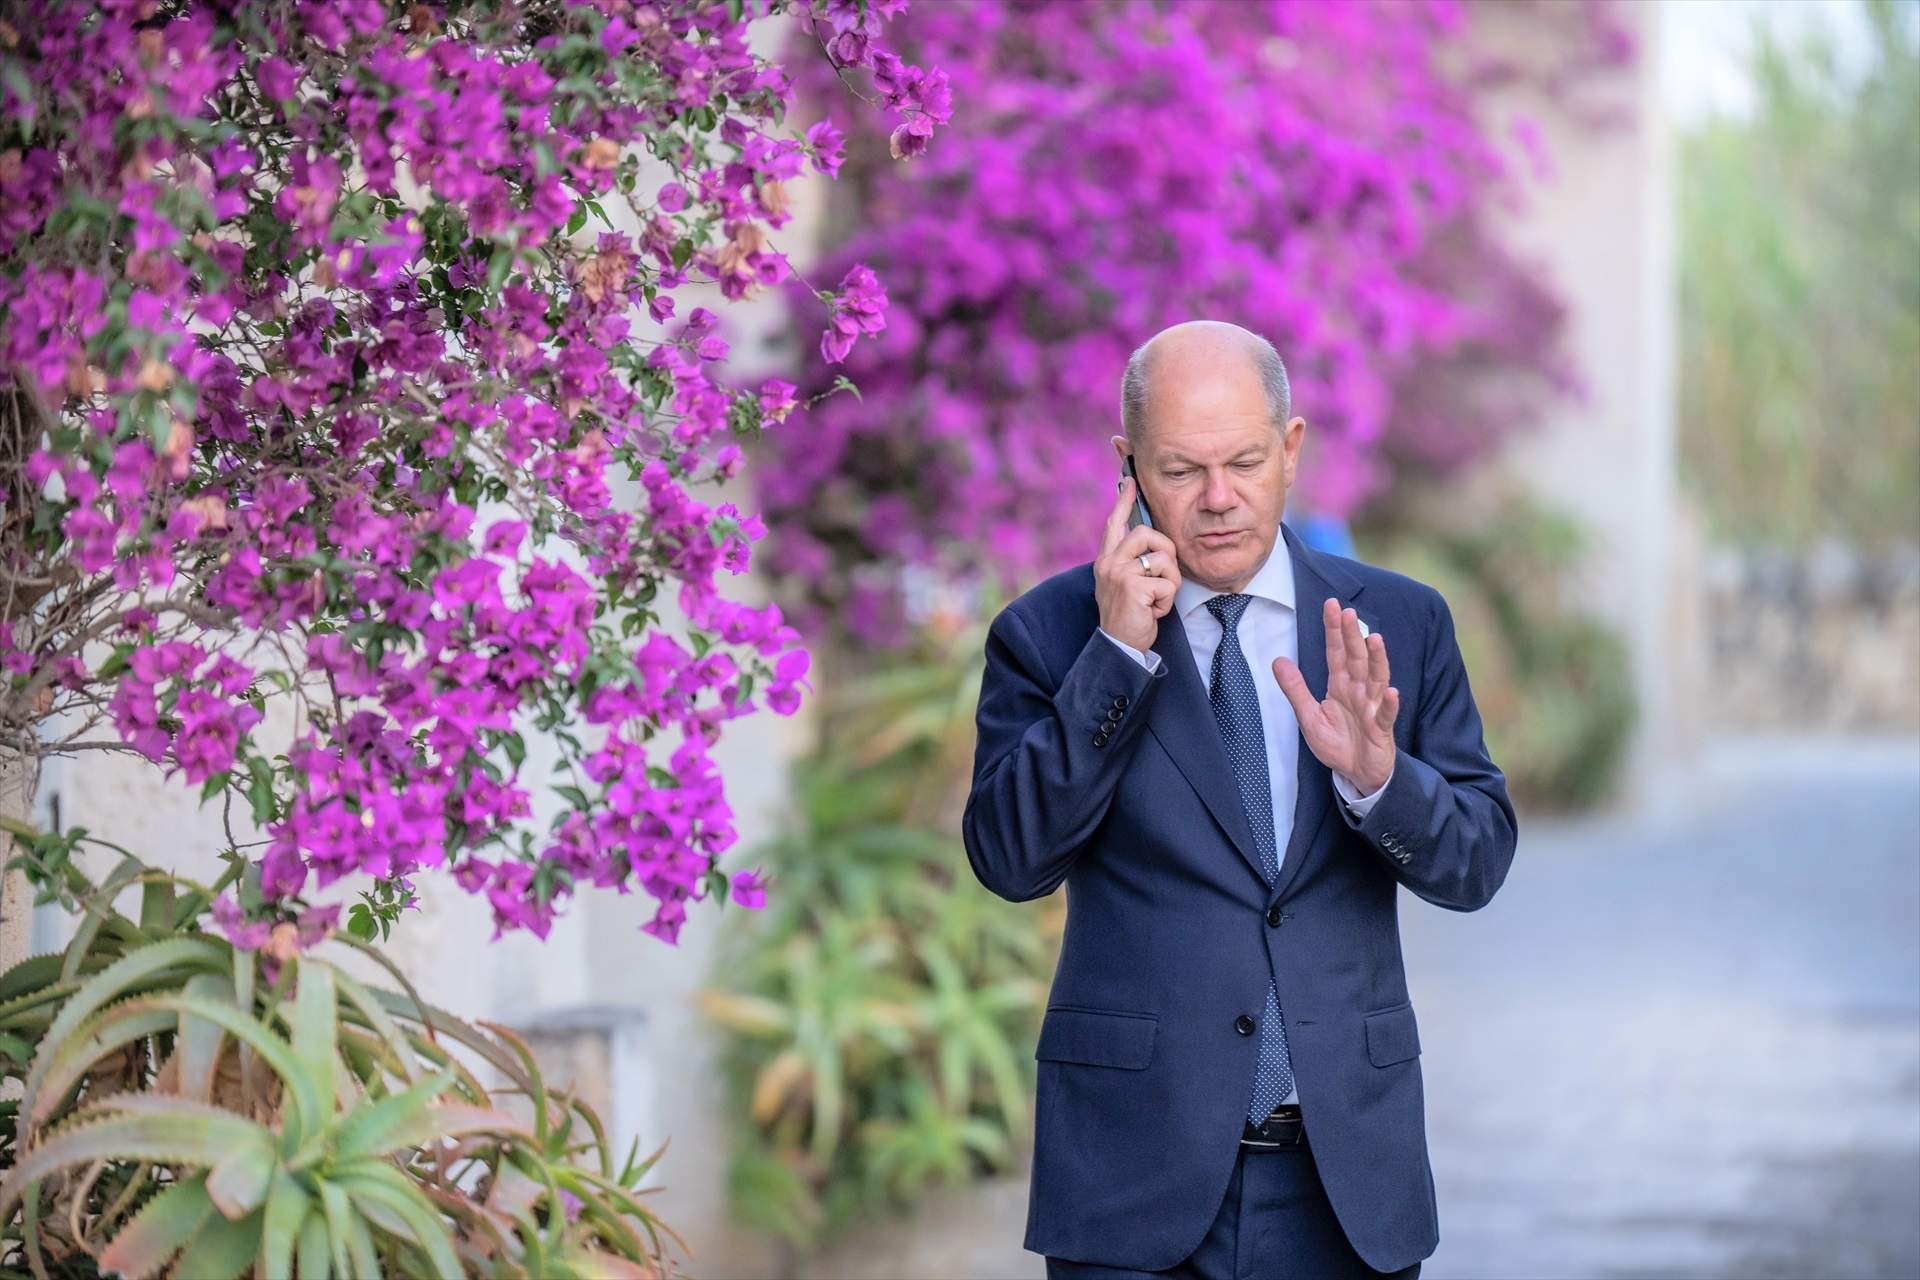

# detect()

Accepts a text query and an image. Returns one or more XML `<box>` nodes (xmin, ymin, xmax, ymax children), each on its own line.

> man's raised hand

<box><xmin>1272</xmin><ymin>597</ymin><xmax>1399</xmax><ymax>794</ymax></box>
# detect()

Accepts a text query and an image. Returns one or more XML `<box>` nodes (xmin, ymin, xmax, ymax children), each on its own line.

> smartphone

<box><xmin>1124</xmin><ymin>455</ymin><xmax>1154</xmax><ymax>530</ymax></box>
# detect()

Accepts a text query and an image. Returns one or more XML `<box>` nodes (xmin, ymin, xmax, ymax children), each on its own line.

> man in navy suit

<box><xmin>962</xmin><ymin>321</ymin><xmax>1518</xmax><ymax>1279</ymax></box>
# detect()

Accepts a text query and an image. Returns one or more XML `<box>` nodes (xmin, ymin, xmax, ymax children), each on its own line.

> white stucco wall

<box><xmin>1459</xmin><ymin>0</ymin><xmax>1694</xmax><ymax>802</ymax></box>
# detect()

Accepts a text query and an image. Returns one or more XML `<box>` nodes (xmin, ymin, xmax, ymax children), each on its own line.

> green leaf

<box><xmin>332</xmin><ymin>969</ymin><xmax>419</xmax><ymax>1085</ymax></box>
<box><xmin>258</xmin><ymin>1165</ymin><xmax>313</xmax><ymax>1280</ymax></box>
<box><xmin>98</xmin><ymin>1174</ymin><xmax>217</xmax><ymax>1280</ymax></box>
<box><xmin>25</xmin><ymin>935</ymin><xmax>226</xmax><ymax>1125</ymax></box>
<box><xmin>61</xmin><ymin>854</ymin><xmax>151</xmax><ymax>981</ymax></box>
<box><xmin>295</xmin><ymin>1206</ymin><xmax>333</xmax><ymax>1280</ymax></box>
<box><xmin>317</xmin><ymin>1180</ymin><xmax>361</xmax><ymax>1280</ymax></box>
<box><xmin>329</xmin><ymin>1068</ymin><xmax>456</xmax><ymax>1160</ymax></box>
<box><xmin>175</xmin><ymin>971</ymin><xmax>239</xmax><ymax>1102</ymax></box>
<box><xmin>332</xmin><ymin>1163</ymin><xmax>465</xmax><ymax>1280</ymax></box>
<box><xmin>169</xmin><ymin>1205</ymin><xmax>264</xmax><ymax>1280</ymax></box>
<box><xmin>146</xmin><ymin>992</ymin><xmax>324</xmax><ymax>1145</ymax></box>
<box><xmin>487</xmin><ymin>243</ymin><xmax>514</xmax><ymax>292</ymax></box>
<box><xmin>140</xmin><ymin>880</ymin><xmax>174</xmax><ymax>931</ymax></box>
<box><xmin>340</xmin><ymin>1196</ymin><xmax>384</xmax><ymax>1279</ymax></box>
<box><xmin>207</xmin><ymin>1137</ymin><xmax>276</xmax><ymax>1218</ymax></box>
<box><xmin>287</xmin><ymin>957</ymin><xmax>338</xmax><ymax>1121</ymax></box>
<box><xmin>0</xmin><ymin>1106</ymin><xmax>275</xmax><ymax>1224</ymax></box>
<box><xmin>248</xmin><ymin>769</ymin><xmax>276</xmax><ymax>824</ymax></box>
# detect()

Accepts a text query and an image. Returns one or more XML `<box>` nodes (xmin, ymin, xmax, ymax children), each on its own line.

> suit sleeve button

<box><xmin>1234</xmin><ymin>1014</ymin><xmax>1256</xmax><ymax>1035</ymax></box>
<box><xmin>1113</xmin><ymin>695</ymin><xmax>1129</xmax><ymax>709</ymax></box>
<box><xmin>1093</xmin><ymin>732</ymin><xmax>1109</xmax><ymax>747</ymax></box>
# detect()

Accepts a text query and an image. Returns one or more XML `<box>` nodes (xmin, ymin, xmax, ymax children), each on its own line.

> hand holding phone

<box><xmin>1098</xmin><ymin>456</ymin><xmax>1179</xmax><ymax>651</ymax></box>
<box><xmin>1124</xmin><ymin>454</ymin><xmax>1154</xmax><ymax>531</ymax></box>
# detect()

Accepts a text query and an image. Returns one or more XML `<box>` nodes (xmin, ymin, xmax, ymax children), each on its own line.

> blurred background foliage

<box><xmin>1677</xmin><ymin>0</ymin><xmax>1919</xmax><ymax>549</ymax></box>
<box><xmin>1360</xmin><ymin>495</ymin><xmax>1636</xmax><ymax>813</ymax></box>
<box><xmin>697</xmin><ymin>617</ymin><xmax>1057</xmax><ymax>1257</ymax></box>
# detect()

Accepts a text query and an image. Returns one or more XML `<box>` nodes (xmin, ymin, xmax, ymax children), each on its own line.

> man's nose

<box><xmin>1202</xmin><ymin>470</ymin><xmax>1237</xmax><ymax>510</ymax></box>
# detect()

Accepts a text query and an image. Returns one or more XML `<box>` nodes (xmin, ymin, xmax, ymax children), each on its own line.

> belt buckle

<box><xmin>1243</xmin><ymin>1104</ymin><xmax>1301</xmax><ymax>1149</ymax></box>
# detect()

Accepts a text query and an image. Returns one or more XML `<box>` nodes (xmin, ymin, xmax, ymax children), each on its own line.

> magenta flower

<box><xmin>730</xmin><ymin>868</ymin><xmax>770</xmax><ymax>910</ymax></box>
<box><xmin>0</xmin><ymin>0</ymin><xmax>941</xmax><ymax>945</ymax></box>
<box><xmin>757</xmin><ymin>0</ymin><xmax>1618</xmax><ymax>644</ymax></box>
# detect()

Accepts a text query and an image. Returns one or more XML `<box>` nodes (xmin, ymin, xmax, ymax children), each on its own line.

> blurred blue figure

<box><xmin>1290</xmin><ymin>508</ymin><xmax>1357</xmax><ymax>559</ymax></box>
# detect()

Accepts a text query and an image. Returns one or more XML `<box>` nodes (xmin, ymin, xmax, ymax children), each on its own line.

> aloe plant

<box><xmin>0</xmin><ymin>857</ymin><xmax>684</xmax><ymax>1279</ymax></box>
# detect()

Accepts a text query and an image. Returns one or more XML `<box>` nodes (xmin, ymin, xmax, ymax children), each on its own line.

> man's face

<box><xmin>1111</xmin><ymin>355</ymin><xmax>1304</xmax><ymax>595</ymax></box>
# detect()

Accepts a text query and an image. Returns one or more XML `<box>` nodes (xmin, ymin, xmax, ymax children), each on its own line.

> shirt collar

<box><xmin>1174</xmin><ymin>522</ymin><xmax>1296</xmax><ymax>623</ymax></box>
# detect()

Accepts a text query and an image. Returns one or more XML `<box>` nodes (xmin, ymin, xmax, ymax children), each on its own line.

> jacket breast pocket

<box><xmin>1035</xmin><ymin>1005</ymin><xmax>1158</xmax><ymax>1070</ymax></box>
<box><xmin>1364</xmin><ymin>1002</ymin><xmax>1421</xmax><ymax>1067</ymax></box>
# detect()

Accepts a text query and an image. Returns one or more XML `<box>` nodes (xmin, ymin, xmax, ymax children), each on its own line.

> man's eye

<box><xmin>1234</xmin><ymin>460</ymin><xmax>1261</xmax><ymax>471</ymax></box>
<box><xmin>1164</xmin><ymin>470</ymin><xmax>1190</xmax><ymax>480</ymax></box>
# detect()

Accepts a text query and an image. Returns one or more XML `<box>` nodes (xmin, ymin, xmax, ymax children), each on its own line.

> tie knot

<box><xmin>1206</xmin><ymin>593</ymin><xmax>1252</xmax><ymax>632</ymax></box>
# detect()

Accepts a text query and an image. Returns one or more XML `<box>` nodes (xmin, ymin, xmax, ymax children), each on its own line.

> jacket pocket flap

<box><xmin>1035</xmin><ymin>1006</ymin><xmax>1157</xmax><ymax>1070</ymax></box>
<box><xmin>1364</xmin><ymin>1003</ymin><xmax>1421</xmax><ymax>1067</ymax></box>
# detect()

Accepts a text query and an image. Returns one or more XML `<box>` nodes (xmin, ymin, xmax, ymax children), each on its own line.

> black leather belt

<box><xmin>1240</xmin><ymin>1103</ymin><xmax>1306</xmax><ymax>1149</ymax></box>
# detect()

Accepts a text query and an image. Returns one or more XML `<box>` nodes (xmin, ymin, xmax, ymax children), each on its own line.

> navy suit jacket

<box><xmin>961</xmin><ymin>520</ymin><xmax>1517</xmax><ymax>1272</ymax></box>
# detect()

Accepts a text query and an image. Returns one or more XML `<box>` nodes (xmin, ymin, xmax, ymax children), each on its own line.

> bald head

<box><xmin>1120</xmin><ymin>321</ymin><xmax>1292</xmax><ymax>451</ymax></box>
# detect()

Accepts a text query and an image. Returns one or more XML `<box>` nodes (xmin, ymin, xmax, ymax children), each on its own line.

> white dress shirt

<box><xmin>1097</xmin><ymin>523</ymin><xmax>1394</xmax><ymax>1106</ymax></box>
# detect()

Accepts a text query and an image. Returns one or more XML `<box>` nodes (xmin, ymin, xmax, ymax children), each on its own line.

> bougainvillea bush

<box><xmin>0</xmin><ymin>0</ymin><xmax>950</xmax><ymax>946</ymax></box>
<box><xmin>753</xmin><ymin>0</ymin><xmax>1633</xmax><ymax>644</ymax></box>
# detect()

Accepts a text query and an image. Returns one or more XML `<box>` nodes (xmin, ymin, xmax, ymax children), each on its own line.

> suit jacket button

<box><xmin>1234</xmin><ymin>1014</ymin><xmax>1256</xmax><ymax>1035</ymax></box>
<box><xmin>1266</xmin><ymin>905</ymin><xmax>1283</xmax><ymax>927</ymax></box>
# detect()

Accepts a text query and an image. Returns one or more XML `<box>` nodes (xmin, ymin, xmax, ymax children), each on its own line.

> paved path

<box><xmin>1405</xmin><ymin>735</ymin><xmax>1920</xmax><ymax>1279</ymax></box>
<box><xmin>799</xmin><ymin>735</ymin><xmax>1920</xmax><ymax>1279</ymax></box>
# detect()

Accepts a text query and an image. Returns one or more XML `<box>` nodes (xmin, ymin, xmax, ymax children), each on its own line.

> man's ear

<box><xmin>1110</xmin><ymin>433</ymin><xmax>1130</xmax><ymax>464</ymax></box>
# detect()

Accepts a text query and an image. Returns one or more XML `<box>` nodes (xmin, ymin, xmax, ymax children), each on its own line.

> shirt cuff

<box><xmin>1099</xmin><ymin>627</ymin><xmax>1162</xmax><ymax>673</ymax></box>
<box><xmin>1333</xmin><ymin>761</ymin><xmax>1393</xmax><ymax>818</ymax></box>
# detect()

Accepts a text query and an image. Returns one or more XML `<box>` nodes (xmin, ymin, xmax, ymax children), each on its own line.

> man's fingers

<box><xmin>1373</xmin><ymin>686</ymin><xmax>1400</xmax><ymax>733</ymax></box>
<box><xmin>1272</xmin><ymin>655</ymin><xmax>1318</xmax><ymax>724</ymax></box>
<box><xmin>1322</xmin><ymin>598</ymin><xmax>1346</xmax><ymax>688</ymax></box>
<box><xmin>1366</xmin><ymin>632</ymin><xmax>1390</xmax><ymax>694</ymax></box>
<box><xmin>1116</xmin><ymin>524</ymin><xmax>1178</xmax><ymax>563</ymax></box>
<box><xmin>1343</xmin><ymin>608</ymin><xmax>1368</xmax><ymax>687</ymax></box>
<box><xmin>1101</xmin><ymin>477</ymin><xmax>1135</xmax><ymax>557</ymax></box>
<box><xmin>1151</xmin><ymin>575</ymin><xmax>1176</xmax><ymax>618</ymax></box>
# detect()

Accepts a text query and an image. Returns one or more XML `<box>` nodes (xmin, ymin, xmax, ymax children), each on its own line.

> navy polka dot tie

<box><xmin>1205</xmin><ymin>593</ymin><xmax>1296</xmax><ymax>1122</ymax></box>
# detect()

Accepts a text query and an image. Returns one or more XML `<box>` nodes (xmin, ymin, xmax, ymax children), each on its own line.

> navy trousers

<box><xmin>1043</xmin><ymin>1142</ymin><xmax>1423</xmax><ymax>1280</ymax></box>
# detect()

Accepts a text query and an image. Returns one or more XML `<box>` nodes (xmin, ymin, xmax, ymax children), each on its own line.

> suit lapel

<box><xmin>1268</xmin><ymin>521</ymin><xmax>1362</xmax><ymax>903</ymax></box>
<box><xmin>1146</xmin><ymin>605</ymin><xmax>1267</xmax><ymax>885</ymax></box>
<box><xmin>1142</xmin><ymin>521</ymin><xmax>1365</xmax><ymax>898</ymax></box>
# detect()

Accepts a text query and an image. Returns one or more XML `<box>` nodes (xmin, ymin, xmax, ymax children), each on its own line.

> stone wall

<box><xmin>1701</xmin><ymin>541</ymin><xmax>1920</xmax><ymax>733</ymax></box>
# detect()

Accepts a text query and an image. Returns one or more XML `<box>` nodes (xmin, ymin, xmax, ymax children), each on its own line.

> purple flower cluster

<box><xmin>755</xmin><ymin>0</ymin><xmax>1630</xmax><ymax>645</ymax></box>
<box><xmin>0</xmin><ymin>1</ymin><xmax>947</xmax><ymax>944</ymax></box>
